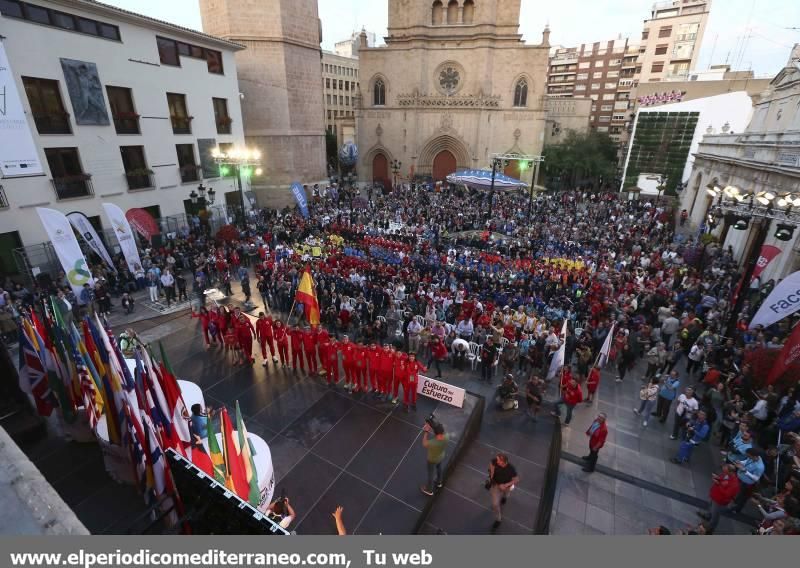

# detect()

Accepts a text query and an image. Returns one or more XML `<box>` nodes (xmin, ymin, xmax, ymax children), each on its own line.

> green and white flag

<box><xmin>36</xmin><ymin>207</ymin><xmax>94</xmax><ymax>301</ymax></box>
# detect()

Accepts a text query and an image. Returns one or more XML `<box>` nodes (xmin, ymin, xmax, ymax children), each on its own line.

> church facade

<box><xmin>356</xmin><ymin>0</ymin><xmax>551</xmax><ymax>188</ymax></box>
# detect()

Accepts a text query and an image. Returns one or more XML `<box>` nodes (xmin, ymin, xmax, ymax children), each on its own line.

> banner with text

<box><xmin>417</xmin><ymin>376</ymin><xmax>465</xmax><ymax>408</ymax></box>
<box><xmin>103</xmin><ymin>203</ymin><xmax>143</xmax><ymax>274</ymax></box>
<box><xmin>749</xmin><ymin>269</ymin><xmax>800</xmax><ymax>329</ymax></box>
<box><xmin>36</xmin><ymin>208</ymin><xmax>94</xmax><ymax>301</ymax></box>
<box><xmin>67</xmin><ymin>212</ymin><xmax>116</xmax><ymax>273</ymax></box>
<box><xmin>0</xmin><ymin>42</ymin><xmax>44</xmax><ymax>177</ymax></box>
<box><xmin>291</xmin><ymin>182</ymin><xmax>309</xmax><ymax>218</ymax></box>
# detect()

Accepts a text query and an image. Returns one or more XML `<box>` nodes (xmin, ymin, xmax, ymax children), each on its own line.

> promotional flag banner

<box><xmin>235</xmin><ymin>401</ymin><xmax>260</xmax><ymax>506</ymax></box>
<box><xmin>295</xmin><ymin>268</ymin><xmax>321</xmax><ymax>326</ymax></box>
<box><xmin>597</xmin><ymin>323</ymin><xmax>617</xmax><ymax>368</ymax></box>
<box><xmin>102</xmin><ymin>203</ymin><xmax>144</xmax><ymax>274</ymax></box>
<box><xmin>290</xmin><ymin>182</ymin><xmax>309</xmax><ymax>218</ymax></box>
<box><xmin>749</xmin><ymin>270</ymin><xmax>800</xmax><ymax>329</ymax></box>
<box><xmin>125</xmin><ymin>208</ymin><xmax>160</xmax><ymax>242</ymax></box>
<box><xmin>67</xmin><ymin>211</ymin><xmax>117</xmax><ymax>272</ymax></box>
<box><xmin>546</xmin><ymin>320</ymin><xmax>569</xmax><ymax>381</ymax></box>
<box><xmin>36</xmin><ymin>207</ymin><xmax>95</xmax><ymax>301</ymax></box>
<box><xmin>751</xmin><ymin>245</ymin><xmax>782</xmax><ymax>282</ymax></box>
<box><xmin>766</xmin><ymin>321</ymin><xmax>800</xmax><ymax>385</ymax></box>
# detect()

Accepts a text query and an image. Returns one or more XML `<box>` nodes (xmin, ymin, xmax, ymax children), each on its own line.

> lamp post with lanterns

<box><xmin>390</xmin><ymin>159</ymin><xmax>401</xmax><ymax>191</ymax></box>
<box><xmin>211</xmin><ymin>146</ymin><xmax>263</xmax><ymax>229</ymax></box>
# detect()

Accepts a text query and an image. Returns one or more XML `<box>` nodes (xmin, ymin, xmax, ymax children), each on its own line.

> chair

<box><xmin>376</xmin><ymin>315</ymin><xmax>387</xmax><ymax>324</ymax></box>
<box><xmin>414</xmin><ymin>314</ymin><xmax>425</xmax><ymax>326</ymax></box>
<box><xmin>348</xmin><ymin>297</ymin><xmax>356</xmax><ymax>308</ymax></box>
<box><xmin>500</xmin><ymin>337</ymin><xmax>510</xmax><ymax>349</ymax></box>
<box><xmin>467</xmin><ymin>342</ymin><xmax>481</xmax><ymax>370</ymax></box>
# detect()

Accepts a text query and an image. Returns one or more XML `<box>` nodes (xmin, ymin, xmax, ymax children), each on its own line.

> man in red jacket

<box><xmin>322</xmin><ymin>338</ymin><xmax>340</xmax><ymax>385</ymax></box>
<box><xmin>551</xmin><ymin>377</ymin><xmax>583</xmax><ymax>425</ymax></box>
<box><xmin>316</xmin><ymin>328</ymin><xmax>330</xmax><ymax>375</ymax></box>
<box><xmin>339</xmin><ymin>336</ymin><xmax>357</xmax><ymax>391</ymax></box>
<box><xmin>697</xmin><ymin>464</ymin><xmax>740</xmax><ymax>532</ymax></box>
<box><xmin>302</xmin><ymin>326</ymin><xmax>318</xmax><ymax>374</ymax></box>
<box><xmin>273</xmin><ymin>321</ymin><xmax>289</xmax><ymax>367</ymax></box>
<box><xmin>378</xmin><ymin>345</ymin><xmax>396</xmax><ymax>400</ymax></box>
<box><xmin>353</xmin><ymin>343</ymin><xmax>368</xmax><ymax>393</ymax></box>
<box><xmin>392</xmin><ymin>351</ymin><xmax>409</xmax><ymax>405</ymax></box>
<box><xmin>582</xmin><ymin>413</ymin><xmax>608</xmax><ymax>473</ymax></box>
<box><xmin>235</xmin><ymin>313</ymin><xmax>256</xmax><ymax>366</ymax></box>
<box><xmin>255</xmin><ymin>312</ymin><xmax>276</xmax><ymax>367</ymax></box>
<box><xmin>401</xmin><ymin>353</ymin><xmax>426</xmax><ymax>412</ymax></box>
<box><xmin>289</xmin><ymin>325</ymin><xmax>305</xmax><ymax>373</ymax></box>
<box><xmin>367</xmin><ymin>343</ymin><xmax>381</xmax><ymax>394</ymax></box>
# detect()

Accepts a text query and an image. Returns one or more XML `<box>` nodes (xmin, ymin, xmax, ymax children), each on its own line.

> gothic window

<box><xmin>447</xmin><ymin>0</ymin><xmax>458</xmax><ymax>24</ymax></box>
<box><xmin>513</xmin><ymin>78</ymin><xmax>528</xmax><ymax>107</ymax></box>
<box><xmin>463</xmin><ymin>0</ymin><xmax>475</xmax><ymax>24</ymax></box>
<box><xmin>432</xmin><ymin>1</ymin><xmax>443</xmax><ymax>25</ymax></box>
<box><xmin>373</xmin><ymin>79</ymin><xmax>386</xmax><ymax>106</ymax></box>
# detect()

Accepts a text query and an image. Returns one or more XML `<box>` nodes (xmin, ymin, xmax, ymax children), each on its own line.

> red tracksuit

<box><xmin>323</xmin><ymin>340</ymin><xmax>340</xmax><ymax>384</ymax></box>
<box><xmin>192</xmin><ymin>311</ymin><xmax>212</xmax><ymax>345</ymax></box>
<box><xmin>378</xmin><ymin>348</ymin><xmax>395</xmax><ymax>395</ymax></box>
<box><xmin>393</xmin><ymin>353</ymin><xmax>409</xmax><ymax>400</ymax></box>
<box><xmin>403</xmin><ymin>360</ymin><xmax>426</xmax><ymax>406</ymax></box>
<box><xmin>274</xmin><ymin>324</ymin><xmax>289</xmax><ymax>365</ymax></box>
<box><xmin>367</xmin><ymin>345</ymin><xmax>381</xmax><ymax>391</ymax></box>
<box><xmin>302</xmin><ymin>328</ymin><xmax>319</xmax><ymax>374</ymax></box>
<box><xmin>290</xmin><ymin>327</ymin><xmax>305</xmax><ymax>371</ymax></box>
<box><xmin>256</xmin><ymin>317</ymin><xmax>275</xmax><ymax>359</ymax></box>
<box><xmin>209</xmin><ymin>312</ymin><xmax>224</xmax><ymax>345</ymax></box>
<box><xmin>353</xmin><ymin>344</ymin><xmax>368</xmax><ymax>391</ymax></box>
<box><xmin>236</xmin><ymin>318</ymin><xmax>255</xmax><ymax>362</ymax></box>
<box><xmin>317</xmin><ymin>329</ymin><xmax>330</xmax><ymax>363</ymax></box>
<box><xmin>340</xmin><ymin>341</ymin><xmax>357</xmax><ymax>386</ymax></box>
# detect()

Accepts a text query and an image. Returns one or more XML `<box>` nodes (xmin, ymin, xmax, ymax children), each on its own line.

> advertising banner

<box><xmin>751</xmin><ymin>245</ymin><xmax>782</xmax><ymax>282</ymax></box>
<box><xmin>125</xmin><ymin>207</ymin><xmax>160</xmax><ymax>242</ymax></box>
<box><xmin>35</xmin><ymin>208</ymin><xmax>94</xmax><ymax>301</ymax></box>
<box><xmin>290</xmin><ymin>182</ymin><xmax>309</xmax><ymax>218</ymax></box>
<box><xmin>417</xmin><ymin>376</ymin><xmax>466</xmax><ymax>408</ymax></box>
<box><xmin>103</xmin><ymin>203</ymin><xmax>143</xmax><ymax>274</ymax></box>
<box><xmin>67</xmin><ymin>212</ymin><xmax>116</xmax><ymax>272</ymax></box>
<box><xmin>0</xmin><ymin>42</ymin><xmax>44</xmax><ymax>177</ymax></box>
<box><xmin>749</xmin><ymin>269</ymin><xmax>800</xmax><ymax>329</ymax></box>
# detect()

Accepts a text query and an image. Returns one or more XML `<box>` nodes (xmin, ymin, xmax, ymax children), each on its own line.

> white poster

<box><xmin>0</xmin><ymin>42</ymin><xmax>44</xmax><ymax>177</ymax></box>
<box><xmin>102</xmin><ymin>203</ymin><xmax>143</xmax><ymax>274</ymax></box>
<box><xmin>417</xmin><ymin>375</ymin><xmax>466</xmax><ymax>408</ymax></box>
<box><xmin>749</xmin><ymin>270</ymin><xmax>800</xmax><ymax>329</ymax></box>
<box><xmin>67</xmin><ymin>212</ymin><xmax>117</xmax><ymax>273</ymax></box>
<box><xmin>35</xmin><ymin>208</ymin><xmax>94</xmax><ymax>302</ymax></box>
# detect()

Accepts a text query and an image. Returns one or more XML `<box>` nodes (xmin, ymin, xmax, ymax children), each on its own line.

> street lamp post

<box><xmin>211</xmin><ymin>147</ymin><xmax>262</xmax><ymax>230</ymax></box>
<box><xmin>390</xmin><ymin>159</ymin><xmax>401</xmax><ymax>191</ymax></box>
<box><xmin>527</xmin><ymin>156</ymin><xmax>545</xmax><ymax>219</ymax></box>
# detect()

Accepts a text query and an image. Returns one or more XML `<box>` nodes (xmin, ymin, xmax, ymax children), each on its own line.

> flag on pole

<box><xmin>597</xmin><ymin>323</ymin><xmax>616</xmax><ymax>369</ymax></box>
<box><xmin>235</xmin><ymin>401</ymin><xmax>260</xmax><ymax>506</ymax></box>
<box><xmin>206</xmin><ymin>416</ymin><xmax>226</xmax><ymax>484</ymax></box>
<box><xmin>220</xmin><ymin>408</ymin><xmax>250</xmax><ymax>500</ymax></box>
<box><xmin>18</xmin><ymin>321</ymin><xmax>56</xmax><ymax>416</ymax></box>
<box><xmin>546</xmin><ymin>323</ymin><xmax>568</xmax><ymax>382</ymax></box>
<box><xmin>158</xmin><ymin>343</ymin><xmax>191</xmax><ymax>444</ymax></box>
<box><xmin>766</xmin><ymin>321</ymin><xmax>800</xmax><ymax>385</ymax></box>
<box><xmin>190</xmin><ymin>439</ymin><xmax>214</xmax><ymax>478</ymax></box>
<box><xmin>295</xmin><ymin>268</ymin><xmax>320</xmax><ymax>326</ymax></box>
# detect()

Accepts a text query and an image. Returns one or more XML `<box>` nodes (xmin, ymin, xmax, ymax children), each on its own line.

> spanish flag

<box><xmin>295</xmin><ymin>267</ymin><xmax>321</xmax><ymax>326</ymax></box>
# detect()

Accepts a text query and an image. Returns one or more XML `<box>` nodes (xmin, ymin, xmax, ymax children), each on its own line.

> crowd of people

<box><xmin>3</xmin><ymin>180</ymin><xmax>799</xmax><ymax>535</ymax></box>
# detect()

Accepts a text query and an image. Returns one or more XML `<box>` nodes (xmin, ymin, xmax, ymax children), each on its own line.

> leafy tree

<box><xmin>542</xmin><ymin>130</ymin><xmax>619</xmax><ymax>191</ymax></box>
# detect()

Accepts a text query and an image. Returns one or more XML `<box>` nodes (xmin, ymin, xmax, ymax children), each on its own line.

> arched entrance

<box><xmin>372</xmin><ymin>153</ymin><xmax>390</xmax><ymax>191</ymax></box>
<box><xmin>432</xmin><ymin>150</ymin><xmax>457</xmax><ymax>182</ymax></box>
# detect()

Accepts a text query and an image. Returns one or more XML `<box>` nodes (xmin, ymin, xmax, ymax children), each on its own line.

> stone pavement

<box><xmin>548</xmin><ymin>359</ymin><xmax>755</xmax><ymax>535</ymax></box>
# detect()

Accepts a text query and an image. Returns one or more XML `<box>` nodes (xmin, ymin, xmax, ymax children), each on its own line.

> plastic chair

<box><xmin>467</xmin><ymin>342</ymin><xmax>481</xmax><ymax>370</ymax></box>
<box><xmin>500</xmin><ymin>337</ymin><xmax>510</xmax><ymax>349</ymax></box>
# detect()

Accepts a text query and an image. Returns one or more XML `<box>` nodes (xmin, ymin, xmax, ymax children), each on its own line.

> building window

<box><xmin>593</xmin><ymin>72</ymin><xmax>603</xmax><ymax>79</ymax></box>
<box><xmin>328</xmin><ymin>110</ymin><xmax>332</xmax><ymax>120</ymax></box>
<box><xmin>327</xmin><ymin>94</ymin><xmax>331</xmax><ymax>104</ymax></box>
<box><xmin>513</xmin><ymin>78</ymin><xmax>528</xmax><ymax>107</ymax></box>
<box><xmin>600</xmin><ymin>105</ymin><xmax>613</xmax><ymax>111</ymax></box>
<box><xmin>45</xmin><ymin>147</ymin><xmax>92</xmax><ymax>199</ymax></box>
<box><xmin>463</xmin><ymin>0</ymin><xmax>475</xmax><ymax>24</ymax></box>
<box><xmin>339</xmin><ymin>95</ymin><xmax>343</xmax><ymax>105</ymax></box>
<box><xmin>575</xmin><ymin>85</ymin><xmax>586</xmax><ymax>91</ymax></box>
<box><xmin>607</xmin><ymin>70</ymin><xmax>619</xmax><ymax>78</ymax></box>
<box><xmin>107</xmin><ymin>86</ymin><xmax>139</xmax><ymax>135</ymax></box>
<box><xmin>345</xmin><ymin>81</ymin><xmax>350</xmax><ymax>91</ymax></box>
<box><xmin>157</xmin><ymin>37</ymin><xmax>180</xmax><ymax>66</ymax></box>
<box><xmin>205</xmin><ymin>50</ymin><xmax>224</xmax><ymax>74</ymax></box>
<box><xmin>120</xmin><ymin>146</ymin><xmax>152</xmax><ymax>190</ymax></box>
<box><xmin>651</xmin><ymin>62</ymin><xmax>664</xmax><ymax>73</ymax></box>
<box><xmin>598</xmin><ymin>115</ymin><xmax>610</xmax><ymax>122</ymax></box>
<box><xmin>642</xmin><ymin>30</ymin><xmax>649</xmax><ymax>40</ymax></box>
<box><xmin>658</xmin><ymin>26</ymin><xmax>672</xmax><ymax>38</ymax></box>
<box><xmin>345</xmin><ymin>96</ymin><xmax>350</xmax><ymax>106</ymax></box>
<box><xmin>609</xmin><ymin>59</ymin><xmax>621</xmax><ymax>66</ymax></box>
<box><xmin>0</xmin><ymin>0</ymin><xmax>23</xmax><ymax>18</ymax></box>
<box><xmin>602</xmin><ymin>93</ymin><xmax>615</xmax><ymax>100</ymax></box>
<box><xmin>578</xmin><ymin>62</ymin><xmax>590</xmax><ymax>69</ymax></box>
<box><xmin>0</xmin><ymin>1</ymin><xmax>122</xmax><ymax>39</ymax></box>
<box><xmin>326</xmin><ymin>78</ymin><xmax>331</xmax><ymax>88</ymax></box>
<box><xmin>655</xmin><ymin>44</ymin><xmax>668</xmax><ymax>56</ymax></box>
<box><xmin>604</xmin><ymin>82</ymin><xmax>616</xmax><ymax>89</ymax></box>
<box><xmin>213</xmin><ymin>97</ymin><xmax>232</xmax><ymax>134</ymax></box>
<box><xmin>594</xmin><ymin>60</ymin><xmax>604</xmax><ymax>67</ymax></box>
<box><xmin>22</xmin><ymin>76</ymin><xmax>71</xmax><ymax>135</ymax></box>
<box><xmin>576</xmin><ymin>73</ymin><xmax>588</xmax><ymax>80</ymax></box>
<box><xmin>590</xmin><ymin>83</ymin><xmax>600</xmax><ymax>90</ymax></box>
<box><xmin>167</xmin><ymin>93</ymin><xmax>191</xmax><ymax>134</ymax></box>
<box><xmin>446</xmin><ymin>0</ymin><xmax>458</xmax><ymax>24</ymax></box>
<box><xmin>176</xmin><ymin>144</ymin><xmax>199</xmax><ymax>183</ymax></box>
<box><xmin>432</xmin><ymin>1</ymin><xmax>443</xmax><ymax>25</ymax></box>
<box><xmin>373</xmin><ymin>79</ymin><xmax>386</xmax><ymax>106</ymax></box>
<box><xmin>339</xmin><ymin>80</ymin><xmax>343</xmax><ymax>90</ymax></box>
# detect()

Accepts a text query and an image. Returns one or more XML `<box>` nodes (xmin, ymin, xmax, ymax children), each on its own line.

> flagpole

<box><xmin>286</xmin><ymin>299</ymin><xmax>296</xmax><ymax>326</ymax></box>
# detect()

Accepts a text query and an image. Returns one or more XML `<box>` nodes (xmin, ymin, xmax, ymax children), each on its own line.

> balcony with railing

<box><xmin>124</xmin><ymin>170</ymin><xmax>155</xmax><ymax>190</ymax></box>
<box><xmin>171</xmin><ymin>115</ymin><xmax>193</xmax><ymax>135</ymax></box>
<box><xmin>0</xmin><ymin>186</ymin><xmax>8</xmax><ymax>209</ymax></box>
<box><xmin>113</xmin><ymin>112</ymin><xmax>141</xmax><ymax>135</ymax></box>
<box><xmin>216</xmin><ymin>117</ymin><xmax>233</xmax><ymax>135</ymax></box>
<box><xmin>179</xmin><ymin>165</ymin><xmax>202</xmax><ymax>183</ymax></box>
<box><xmin>32</xmin><ymin>112</ymin><xmax>72</xmax><ymax>135</ymax></box>
<box><xmin>51</xmin><ymin>174</ymin><xmax>93</xmax><ymax>200</ymax></box>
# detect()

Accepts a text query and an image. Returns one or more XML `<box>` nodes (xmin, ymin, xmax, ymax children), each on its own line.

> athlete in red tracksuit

<box><xmin>367</xmin><ymin>344</ymin><xmax>381</xmax><ymax>393</ymax></box>
<box><xmin>289</xmin><ymin>326</ymin><xmax>305</xmax><ymax>372</ymax></box>
<box><xmin>323</xmin><ymin>339</ymin><xmax>340</xmax><ymax>385</ymax></box>
<box><xmin>191</xmin><ymin>307</ymin><xmax>212</xmax><ymax>347</ymax></box>
<box><xmin>235</xmin><ymin>313</ymin><xmax>256</xmax><ymax>365</ymax></box>
<box><xmin>353</xmin><ymin>343</ymin><xmax>368</xmax><ymax>392</ymax></box>
<box><xmin>339</xmin><ymin>337</ymin><xmax>357</xmax><ymax>390</ymax></box>
<box><xmin>402</xmin><ymin>353</ymin><xmax>427</xmax><ymax>411</ymax></box>
<box><xmin>302</xmin><ymin>327</ymin><xmax>319</xmax><ymax>374</ymax></box>
<box><xmin>273</xmin><ymin>321</ymin><xmax>289</xmax><ymax>367</ymax></box>
<box><xmin>391</xmin><ymin>351</ymin><xmax>409</xmax><ymax>404</ymax></box>
<box><xmin>317</xmin><ymin>328</ymin><xmax>330</xmax><ymax>369</ymax></box>
<box><xmin>378</xmin><ymin>345</ymin><xmax>395</xmax><ymax>398</ymax></box>
<box><xmin>255</xmin><ymin>313</ymin><xmax>276</xmax><ymax>366</ymax></box>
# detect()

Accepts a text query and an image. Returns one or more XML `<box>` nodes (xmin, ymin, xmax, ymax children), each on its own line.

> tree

<box><xmin>542</xmin><ymin>130</ymin><xmax>618</xmax><ymax>191</ymax></box>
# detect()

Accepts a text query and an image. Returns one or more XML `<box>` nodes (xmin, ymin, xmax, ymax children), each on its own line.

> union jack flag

<box><xmin>18</xmin><ymin>324</ymin><xmax>56</xmax><ymax>416</ymax></box>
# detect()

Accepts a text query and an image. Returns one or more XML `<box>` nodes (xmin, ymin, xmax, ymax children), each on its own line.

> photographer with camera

<box><xmin>267</xmin><ymin>491</ymin><xmax>296</xmax><ymax>529</ymax></box>
<box><xmin>420</xmin><ymin>416</ymin><xmax>448</xmax><ymax>496</ymax></box>
<box><xmin>496</xmin><ymin>373</ymin><xmax>520</xmax><ymax>411</ymax></box>
<box><xmin>487</xmin><ymin>453</ymin><xmax>519</xmax><ymax>530</ymax></box>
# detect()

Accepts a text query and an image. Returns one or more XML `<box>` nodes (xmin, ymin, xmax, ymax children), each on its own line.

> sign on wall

<box><xmin>59</xmin><ymin>58</ymin><xmax>110</xmax><ymax>125</ymax></box>
<box><xmin>0</xmin><ymin>42</ymin><xmax>44</xmax><ymax>177</ymax></box>
<box><xmin>417</xmin><ymin>376</ymin><xmax>466</xmax><ymax>408</ymax></box>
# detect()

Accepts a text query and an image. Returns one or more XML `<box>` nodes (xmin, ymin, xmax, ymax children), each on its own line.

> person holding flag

<box><xmin>295</xmin><ymin>267</ymin><xmax>321</xmax><ymax>327</ymax></box>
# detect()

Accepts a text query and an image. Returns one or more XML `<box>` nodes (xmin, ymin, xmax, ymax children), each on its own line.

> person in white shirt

<box><xmin>160</xmin><ymin>270</ymin><xmax>176</xmax><ymax>307</ymax></box>
<box><xmin>456</xmin><ymin>318</ymin><xmax>473</xmax><ymax>340</ymax></box>
<box><xmin>670</xmin><ymin>387</ymin><xmax>699</xmax><ymax>440</ymax></box>
<box><xmin>749</xmin><ymin>393</ymin><xmax>769</xmax><ymax>423</ymax></box>
<box><xmin>407</xmin><ymin>318</ymin><xmax>423</xmax><ymax>353</ymax></box>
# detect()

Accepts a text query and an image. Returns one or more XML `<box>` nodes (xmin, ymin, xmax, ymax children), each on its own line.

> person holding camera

<box><xmin>420</xmin><ymin>419</ymin><xmax>448</xmax><ymax>496</ymax></box>
<box><xmin>487</xmin><ymin>453</ymin><xmax>519</xmax><ymax>530</ymax></box>
<box><xmin>267</xmin><ymin>495</ymin><xmax>296</xmax><ymax>529</ymax></box>
<box><xmin>670</xmin><ymin>410</ymin><xmax>709</xmax><ymax>465</ymax></box>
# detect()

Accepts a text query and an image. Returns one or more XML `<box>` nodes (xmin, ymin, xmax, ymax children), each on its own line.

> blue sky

<box><xmin>104</xmin><ymin>0</ymin><xmax>799</xmax><ymax>77</ymax></box>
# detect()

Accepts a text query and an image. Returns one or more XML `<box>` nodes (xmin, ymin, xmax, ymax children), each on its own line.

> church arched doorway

<box><xmin>432</xmin><ymin>150</ymin><xmax>457</xmax><ymax>182</ymax></box>
<box><xmin>372</xmin><ymin>152</ymin><xmax>390</xmax><ymax>191</ymax></box>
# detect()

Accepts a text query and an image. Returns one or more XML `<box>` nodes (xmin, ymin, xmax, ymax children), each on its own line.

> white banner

<box><xmin>67</xmin><ymin>212</ymin><xmax>117</xmax><ymax>273</ymax></box>
<box><xmin>102</xmin><ymin>203</ymin><xmax>143</xmax><ymax>274</ymax></box>
<box><xmin>597</xmin><ymin>322</ymin><xmax>616</xmax><ymax>368</ymax></box>
<box><xmin>36</xmin><ymin>208</ymin><xmax>94</xmax><ymax>301</ymax></box>
<box><xmin>417</xmin><ymin>375</ymin><xmax>466</xmax><ymax>408</ymax></box>
<box><xmin>749</xmin><ymin>270</ymin><xmax>800</xmax><ymax>329</ymax></box>
<box><xmin>0</xmin><ymin>42</ymin><xmax>44</xmax><ymax>177</ymax></box>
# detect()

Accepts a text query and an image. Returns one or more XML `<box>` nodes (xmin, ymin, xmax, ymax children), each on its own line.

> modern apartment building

<box><xmin>334</xmin><ymin>29</ymin><xmax>376</xmax><ymax>58</ymax></box>
<box><xmin>0</xmin><ymin>0</ymin><xmax>245</xmax><ymax>267</ymax></box>
<box><xmin>322</xmin><ymin>50</ymin><xmax>359</xmax><ymax>138</ymax></box>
